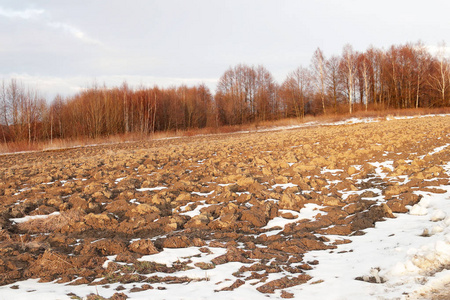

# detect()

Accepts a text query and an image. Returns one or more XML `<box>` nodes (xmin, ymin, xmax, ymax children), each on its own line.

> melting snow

<box><xmin>419</xmin><ymin>143</ymin><xmax>450</xmax><ymax>159</ymax></box>
<box><xmin>370</xmin><ymin>160</ymin><xmax>394</xmax><ymax>178</ymax></box>
<box><xmin>2</xmin><ymin>115</ymin><xmax>450</xmax><ymax>299</ymax></box>
<box><xmin>271</xmin><ymin>183</ymin><xmax>297</xmax><ymax>189</ymax></box>
<box><xmin>179</xmin><ymin>201</ymin><xmax>210</xmax><ymax>217</ymax></box>
<box><xmin>136</xmin><ymin>186</ymin><xmax>167</xmax><ymax>192</ymax></box>
<box><xmin>11</xmin><ymin>212</ymin><xmax>60</xmax><ymax>224</ymax></box>
<box><xmin>4</xmin><ymin>162</ymin><xmax>450</xmax><ymax>299</ymax></box>
<box><xmin>264</xmin><ymin>204</ymin><xmax>325</xmax><ymax>230</ymax></box>
<box><xmin>289</xmin><ymin>162</ymin><xmax>450</xmax><ymax>299</ymax></box>
<box><xmin>192</xmin><ymin>191</ymin><xmax>215</xmax><ymax>197</ymax></box>
<box><xmin>115</xmin><ymin>177</ymin><xmax>126</xmax><ymax>183</ymax></box>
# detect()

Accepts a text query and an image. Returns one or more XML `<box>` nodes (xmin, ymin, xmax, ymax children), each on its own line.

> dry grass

<box><xmin>1</xmin><ymin>107</ymin><xmax>449</xmax><ymax>154</ymax></box>
<box><xmin>182</xmin><ymin>125</ymin><xmax>246</xmax><ymax>136</ymax></box>
<box><xmin>18</xmin><ymin>209</ymin><xmax>85</xmax><ymax>234</ymax></box>
<box><xmin>352</xmin><ymin>106</ymin><xmax>450</xmax><ymax>118</ymax></box>
<box><xmin>0</xmin><ymin>141</ymin><xmax>42</xmax><ymax>154</ymax></box>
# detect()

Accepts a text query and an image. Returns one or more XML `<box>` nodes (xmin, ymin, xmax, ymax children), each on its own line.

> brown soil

<box><xmin>0</xmin><ymin>115</ymin><xmax>449</xmax><ymax>297</ymax></box>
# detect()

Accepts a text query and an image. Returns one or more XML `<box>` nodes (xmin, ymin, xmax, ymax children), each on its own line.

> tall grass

<box><xmin>1</xmin><ymin>107</ymin><xmax>449</xmax><ymax>154</ymax></box>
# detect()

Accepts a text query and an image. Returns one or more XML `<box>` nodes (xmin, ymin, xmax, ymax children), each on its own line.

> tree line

<box><xmin>1</xmin><ymin>41</ymin><xmax>449</xmax><ymax>143</ymax></box>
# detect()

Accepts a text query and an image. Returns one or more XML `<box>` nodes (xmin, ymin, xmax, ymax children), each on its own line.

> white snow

<box><xmin>369</xmin><ymin>160</ymin><xmax>394</xmax><ymax>178</ymax></box>
<box><xmin>419</xmin><ymin>143</ymin><xmax>450</xmax><ymax>159</ymax></box>
<box><xmin>430</xmin><ymin>210</ymin><xmax>447</xmax><ymax>222</ymax></box>
<box><xmin>179</xmin><ymin>201</ymin><xmax>211</xmax><ymax>217</ymax></box>
<box><xmin>4</xmin><ymin>161</ymin><xmax>449</xmax><ymax>300</ymax></box>
<box><xmin>263</xmin><ymin>204</ymin><xmax>325</xmax><ymax>230</ymax></box>
<box><xmin>102</xmin><ymin>255</ymin><xmax>117</xmax><ymax>269</ymax></box>
<box><xmin>408</xmin><ymin>201</ymin><xmax>429</xmax><ymax>216</ymax></box>
<box><xmin>3</xmin><ymin>183</ymin><xmax>450</xmax><ymax>300</ymax></box>
<box><xmin>321</xmin><ymin>168</ymin><xmax>344</xmax><ymax>175</ymax></box>
<box><xmin>271</xmin><ymin>183</ymin><xmax>297</xmax><ymax>189</ymax></box>
<box><xmin>129</xmin><ymin>198</ymin><xmax>140</xmax><ymax>204</ymax></box>
<box><xmin>10</xmin><ymin>211</ymin><xmax>60</xmax><ymax>224</ymax></box>
<box><xmin>139</xmin><ymin>247</ymin><xmax>222</xmax><ymax>266</ymax></box>
<box><xmin>288</xmin><ymin>162</ymin><xmax>450</xmax><ymax>300</ymax></box>
<box><xmin>115</xmin><ymin>177</ymin><xmax>126</xmax><ymax>183</ymax></box>
<box><xmin>1</xmin><ymin>115</ymin><xmax>450</xmax><ymax>299</ymax></box>
<box><xmin>136</xmin><ymin>186</ymin><xmax>167</xmax><ymax>192</ymax></box>
<box><xmin>192</xmin><ymin>190</ymin><xmax>215</xmax><ymax>197</ymax></box>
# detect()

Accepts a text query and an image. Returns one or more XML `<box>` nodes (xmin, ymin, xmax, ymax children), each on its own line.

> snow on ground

<box><xmin>271</xmin><ymin>183</ymin><xmax>297</xmax><ymax>189</ymax></box>
<box><xmin>1</xmin><ymin>115</ymin><xmax>450</xmax><ymax>299</ymax></box>
<box><xmin>10</xmin><ymin>211</ymin><xmax>61</xmax><ymax>224</ymax></box>
<box><xmin>419</xmin><ymin>143</ymin><xmax>450</xmax><ymax>159</ymax></box>
<box><xmin>370</xmin><ymin>161</ymin><xmax>394</xmax><ymax>179</ymax></box>
<box><xmin>264</xmin><ymin>204</ymin><xmax>325</xmax><ymax>230</ymax></box>
<box><xmin>262</xmin><ymin>204</ymin><xmax>326</xmax><ymax>236</ymax></box>
<box><xmin>191</xmin><ymin>191</ymin><xmax>215</xmax><ymax>197</ymax></box>
<box><xmin>3</xmin><ymin>162</ymin><xmax>450</xmax><ymax>299</ymax></box>
<box><xmin>254</xmin><ymin>114</ymin><xmax>450</xmax><ymax>134</ymax></box>
<box><xmin>1</xmin><ymin>114</ymin><xmax>448</xmax><ymax>157</ymax></box>
<box><xmin>136</xmin><ymin>186</ymin><xmax>167</xmax><ymax>192</ymax></box>
<box><xmin>0</xmin><ymin>247</ymin><xmax>268</xmax><ymax>300</ymax></box>
<box><xmin>290</xmin><ymin>161</ymin><xmax>450</xmax><ymax>300</ymax></box>
<box><xmin>179</xmin><ymin>201</ymin><xmax>210</xmax><ymax>217</ymax></box>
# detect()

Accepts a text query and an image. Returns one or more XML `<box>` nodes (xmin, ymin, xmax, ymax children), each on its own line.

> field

<box><xmin>0</xmin><ymin>115</ymin><xmax>449</xmax><ymax>299</ymax></box>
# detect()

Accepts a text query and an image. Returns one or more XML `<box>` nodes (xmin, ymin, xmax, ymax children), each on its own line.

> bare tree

<box><xmin>216</xmin><ymin>64</ymin><xmax>276</xmax><ymax>125</ymax></box>
<box><xmin>6</xmin><ymin>79</ymin><xmax>29</xmax><ymax>141</ymax></box>
<box><xmin>255</xmin><ymin>65</ymin><xmax>277</xmax><ymax>122</ymax></box>
<box><xmin>341</xmin><ymin>44</ymin><xmax>357</xmax><ymax>113</ymax></box>
<box><xmin>0</xmin><ymin>80</ymin><xmax>9</xmax><ymax>142</ymax></box>
<box><xmin>357</xmin><ymin>52</ymin><xmax>371</xmax><ymax>111</ymax></box>
<box><xmin>325</xmin><ymin>55</ymin><xmax>342</xmax><ymax>113</ymax></box>
<box><xmin>311</xmin><ymin>48</ymin><xmax>327</xmax><ymax>114</ymax></box>
<box><xmin>413</xmin><ymin>42</ymin><xmax>430</xmax><ymax>108</ymax></box>
<box><xmin>121</xmin><ymin>82</ymin><xmax>130</xmax><ymax>133</ymax></box>
<box><xmin>428</xmin><ymin>42</ymin><xmax>450</xmax><ymax>107</ymax></box>
<box><xmin>281</xmin><ymin>66</ymin><xmax>311</xmax><ymax>118</ymax></box>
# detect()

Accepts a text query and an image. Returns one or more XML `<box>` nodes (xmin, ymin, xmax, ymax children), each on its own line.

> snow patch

<box><xmin>271</xmin><ymin>183</ymin><xmax>297</xmax><ymax>189</ymax></box>
<box><xmin>136</xmin><ymin>186</ymin><xmax>167</xmax><ymax>192</ymax></box>
<box><xmin>263</xmin><ymin>204</ymin><xmax>325</xmax><ymax>230</ymax></box>
<box><xmin>11</xmin><ymin>211</ymin><xmax>60</xmax><ymax>224</ymax></box>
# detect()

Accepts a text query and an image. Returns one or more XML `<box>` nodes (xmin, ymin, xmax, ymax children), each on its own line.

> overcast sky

<box><xmin>1</xmin><ymin>0</ymin><xmax>449</xmax><ymax>100</ymax></box>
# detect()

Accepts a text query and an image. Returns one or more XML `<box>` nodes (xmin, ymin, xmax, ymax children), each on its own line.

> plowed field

<box><xmin>1</xmin><ymin>115</ymin><xmax>449</xmax><ymax>299</ymax></box>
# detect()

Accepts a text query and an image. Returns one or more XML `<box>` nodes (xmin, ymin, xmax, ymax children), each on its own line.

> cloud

<box><xmin>0</xmin><ymin>7</ymin><xmax>44</xmax><ymax>20</ymax></box>
<box><xmin>47</xmin><ymin>21</ymin><xmax>103</xmax><ymax>46</ymax></box>
<box><xmin>0</xmin><ymin>6</ymin><xmax>103</xmax><ymax>47</ymax></box>
<box><xmin>426</xmin><ymin>44</ymin><xmax>450</xmax><ymax>57</ymax></box>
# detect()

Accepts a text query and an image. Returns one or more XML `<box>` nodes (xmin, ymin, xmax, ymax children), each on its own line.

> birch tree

<box><xmin>341</xmin><ymin>44</ymin><xmax>357</xmax><ymax>113</ymax></box>
<box><xmin>311</xmin><ymin>48</ymin><xmax>327</xmax><ymax>114</ymax></box>
<box><xmin>429</xmin><ymin>42</ymin><xmax>450</xmax><ymax>106</ymax></box>
<box><xmin>357</xmin><ymin>53</ymin><xmax>371</xmax><ymax>111</ymax></box>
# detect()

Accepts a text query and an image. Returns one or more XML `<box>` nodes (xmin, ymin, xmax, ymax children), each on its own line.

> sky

<box><xmin>1</xmin><ymin>0</ymin><xmax>449</xmax><ymax>101</ymax></box>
